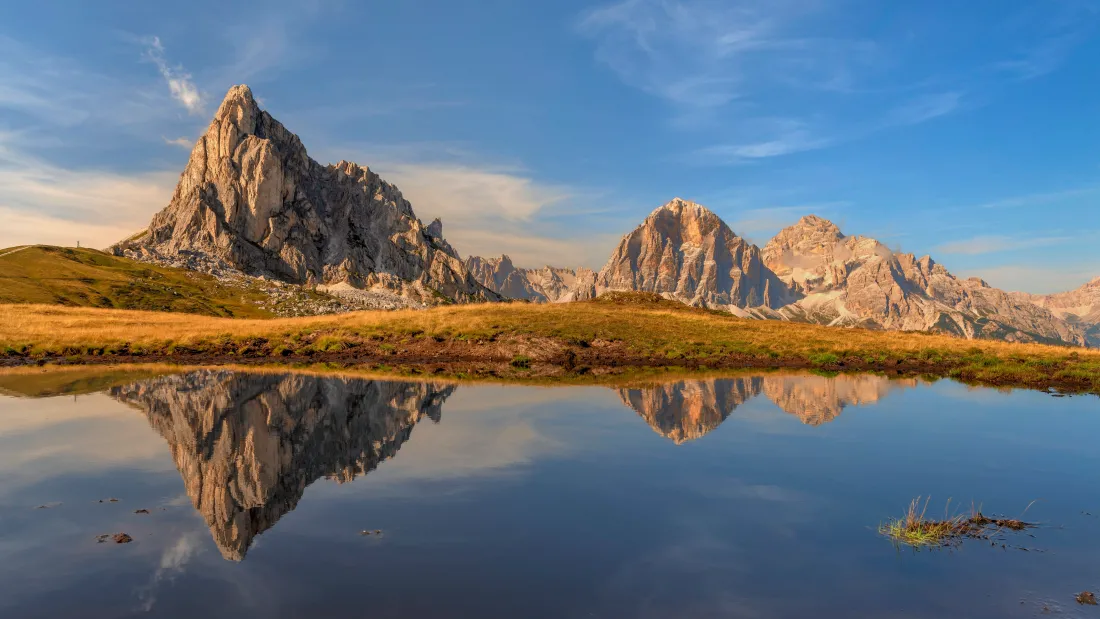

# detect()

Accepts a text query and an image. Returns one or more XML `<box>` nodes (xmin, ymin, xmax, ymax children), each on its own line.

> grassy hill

<box><xmin>0</xmin><ymin>245</ymin><xmax>278</xmax><ymax>317</ymax></box>
<box><xmin>1</xmin><ymin>292</ymin><xmax>1097</xmax><ymax>393</ymax></box>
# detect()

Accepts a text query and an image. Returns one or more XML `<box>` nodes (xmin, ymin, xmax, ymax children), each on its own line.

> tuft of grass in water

<box><xmin>879</xmin><ymin>497</ymin><xmax>1035</xmax><ymax>549</ymax></box>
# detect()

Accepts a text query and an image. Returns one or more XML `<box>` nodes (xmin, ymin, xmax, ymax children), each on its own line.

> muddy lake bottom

<box><xmin>1</xmin><ymin>368</ymin><xmax>1099</xmax><ymax>618</ymax></box>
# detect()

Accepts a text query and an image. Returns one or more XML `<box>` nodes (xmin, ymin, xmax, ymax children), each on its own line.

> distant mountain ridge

<box><xmin>1021</xmin><ymin>277</ymin><xmax>1100</xmax><ymax>346</ymax></box>
<box><xmin>618</xmin><ymin>374</ymin><xmax>918</xmax><ymax>443</ymax></box>
<box><xmin>464</xmin><ymin>255</ymin><xmax>595</xmax><ymax>303</ymax></box>
<box><xmin>758</xmin><ymin>215</ymin><xmax>1085</xmax><ymax>345</ymax></box>
<box><xmin>468</xmin><ymin>199</ymin><xmax>1090</xmax><ymax>346</ymax></box>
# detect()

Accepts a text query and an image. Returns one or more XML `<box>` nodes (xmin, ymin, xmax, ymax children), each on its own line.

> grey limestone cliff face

<box><xmin>464</xmin><ymin>254</ymin><xmax>596</xmax><ymax>302</ymax></box>
<box><xmin>1023</xmin><ymin>277</ymin><xmax>1100</xmax><ymax>346</ymax></box>
<box><xmin>111</xmin><ymin>371</ymin><xmax>454</xmax><ymax>561</ymax></box>
<box><xmin>113</xmin><ymin>85</ymin><xmax>498</xmax><ymax>304</ymax></box>
<box><xmin>761</xmin><ymin>215</ymin><xmax>1086</xmax><ymax>345</ymax></box>
<box><xmin>575</xmin><ymin>198</ymin><xmax>797</xmax><ymax>310</ymax></box>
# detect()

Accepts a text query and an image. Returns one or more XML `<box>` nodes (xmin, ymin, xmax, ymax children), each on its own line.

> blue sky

<box><xmin>1</xmin><ymin>0</ymin><xmax>1098</xmax><ymax>293</ymax></box>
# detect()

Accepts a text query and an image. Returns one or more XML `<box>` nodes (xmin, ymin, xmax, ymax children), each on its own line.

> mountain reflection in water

<box><xmin>621</xmin><ymin>374</ymin><xmax>917</xmax><ymax>443</ymax></box>
<box><xmin>111</xmin><ymin>371</ymin><xmax>455</xmax><ymax>561</ymax></box>
<box><xmin>107</xmin><ymin>370</ymin><xmax>910</xmax><ymax>560</ymax></box>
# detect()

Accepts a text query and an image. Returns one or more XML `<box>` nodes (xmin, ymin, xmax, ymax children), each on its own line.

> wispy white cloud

<box><xmin>577</xmin><ymin>0</ymin><xmax>1098</xmax><ymax>164</ymax></box>
<box><xmin>994</xmin><ymin>1</ymin><xmax>1100</xmax><ymax>80</ymax></box>
<box><xmin>962</xmin><ymin>264</ymin><xmax>1100</xmax><ymax>295</ymax></box>
<box><xmin>576</xmin><ymin>0</ymin><xmax>869</xmax><ymax>108</ymax></box>
<box><xmin>137</xmin><ymin>533</ymin><xmax>203</xmax><ymax>612</ymax></box>
<box><xmin>884</xmin><ymin>91</ymin><xmax>964</xmax><ymax>126</ymax></box>
<box><xmin>934</xmin><ymin>234</ymin><xmax>1070</xmax><ymax>256</ymax></box>
<box><xmin>974</xmin><ymin>186</ymin><xmax>1100</xmax><ymax>209</ymax></box>
<box><xmin>144</xmin><ymin>36</ymin><xmax>205</xmax><ymax>115</ymax></box>
<box><xmin>686</xmin><ymin>119</ymin><xmax>830</xmax><ymax>164</ymax></box>
<box><xmin>162</xmin><ymin>136</ymin><xmax>193</xmax><ymax>149</ymax></box>
<box><xmin>374</xmin><ymin>161</ymin><xmax>618</xmax><ymax>268</ymax></box>
<box><xmin>0</xmin><ymin>141</ymin><xmax>173</xmax><ymax>248</ymax></box>
<box><xmin>380</xmin><ymin>163</ymin><xmax>572</xmax><ymax>222</ymax></box>
<box><xmin>444</xmin><ymin>228</ymin><xmax>622</xmax><ymax>270</ymax></box>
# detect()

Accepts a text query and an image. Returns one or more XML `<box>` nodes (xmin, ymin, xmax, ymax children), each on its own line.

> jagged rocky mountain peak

<box><xmin>585</xmin><ymin>197</ymin><xmax>794</xmax><ymax>310</ymax></box>
<box><xmin>644</xmin><ymin>198</ymin><xmax>731</xmax><ymax>241</ymax></box>
<box><xmin>112</xmin><ymin>85</ymin><xmax>497</xmax><ymax>305</ymax></box>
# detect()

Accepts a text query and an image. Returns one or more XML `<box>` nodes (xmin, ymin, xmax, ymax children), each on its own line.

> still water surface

<box><xmin>0</xmin><ymin>369</ymin><xmax>1098</xmax><ymax>618</ymax></box>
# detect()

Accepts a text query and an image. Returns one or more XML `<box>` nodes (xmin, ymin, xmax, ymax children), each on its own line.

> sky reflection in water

<box><xmin>0</xmin><ymin>369</ymin><xmax>1098</xmax><ymax>618</ymax></box>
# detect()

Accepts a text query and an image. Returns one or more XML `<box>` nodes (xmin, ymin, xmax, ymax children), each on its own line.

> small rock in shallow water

<box><xmin>134</xmin><ymin>509</ymin><xmax>150</xmax><ymax>514</ymax></box>
<box><xmin>112</xmin><ymin>533</ymin><xmax>133</xmax><ymax>544</ymax></box>
<box><xmin>1077</xmin><ymin>591</ymin><xmax>1097</xmax><ymax>605</ymax></box>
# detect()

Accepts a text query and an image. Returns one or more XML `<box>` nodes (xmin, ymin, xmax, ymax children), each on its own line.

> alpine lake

<box><xmin>1</xmin><ymin>366</ymin><xmax>1098</xmax><ymax>618</ymax></box>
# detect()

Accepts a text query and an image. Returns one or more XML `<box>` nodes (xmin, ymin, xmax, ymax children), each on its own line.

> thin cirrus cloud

<box><xmin>682</xmin><ymin>91</ymin><xmax>963</xmax><ymax>164</ymax></box>
<box><xmin>993</xmin><ymin>1</ymin><xmax>1100</xmax><ymax>81</ymax></box>
<box><xmin>576</xmin><ymin>0</ymin><xmax>1096</xmax><ymax>167</ymax></box>
<box><xmin>684</xmin><ymin>120</ymin><xmax>830</xmax><ymax>164</ymax></box>
<box><xmin>975</xmin><ymin>186</ymin><xmax>1100</xmax><ymax>209</ymax></box>
<box><xmin>965</xmin><ymin>264</ymin><xmax>1100</xmax><ymax>295</ymax></box>
<box><xmin>144</xmin><ymin>36</ymin><xmax>205</xmax><ymax>115</ymax></box>
<box><xmin>162</xmin><ymin>136</ymin><xmax>193</xmax><ymax>149</ymax></box>
<box><xmin>0</xmin><ymin>141</ymin><xmax>173</xmax><ymax>248</ymax></box>
<box><xmin>934</xmin><ymin>234</ymin><xmax>1070</xmax><ymax>256</ymax></box>
<box><xmin>375</xmin><ymin>161</ymin><xmax>620</xmax><ymax>268</ymax></box>
<box><xmin>882</xmin><ymin>91</ymin><xmax>964</xmax><ymax>127</ymax></box>
<box><xmin>575</xmin><ymin>0</ymin><xmax>864</xmax><ymax>108</ymax></box>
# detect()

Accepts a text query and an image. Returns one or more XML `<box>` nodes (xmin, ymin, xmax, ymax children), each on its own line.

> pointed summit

<box><xmin>794</xmin><ymin>214</ymin><xmax>844</xmax><ymax>235</ymax></box>
<box><xmin>222</xmin><ymin>83</ymin><xmax>254</xmax><ymax>104</ymax></box>
<box><xmin>590</xmin><ymin>199</ymin><xmax>796</xmax><ymax>310</ymax></box>
<box><xmin>618</xmin><ymin>378</ymin><xmax>763</xmax><ymax>444</ymax></box>
<box><xmin>214</xmin><ymin>84</ymin><xmax>258</xmax><ymax>121</ymax></box>
<box><xmin>654</xmin><ymin>197</ymin><xmax>702</xmax><ymax>211</ymax></box>
<box><xmin>113</xmin><ymin>85</ymin><xmax>498</xmax><ymax>304</ymax></box>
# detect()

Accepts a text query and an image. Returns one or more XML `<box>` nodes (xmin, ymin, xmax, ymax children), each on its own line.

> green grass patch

<box><xmin>879</xmin><ymin>497</ymin><xmax>1033</xmax><ymax>549</ymax></box>
<box><xmin>809</xmin><ymin>352</ymin><xmax>840</xmax><ymax>366</ymax></box>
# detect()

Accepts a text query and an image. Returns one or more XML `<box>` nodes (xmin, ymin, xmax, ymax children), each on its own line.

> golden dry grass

<box><xmin>0</xmin><ymin>245</ymin><xmax>277</xmax><ymax>317</ymax></box>
<box><xmin>879</xmin><ymin>497</ymin><xmax>1033</xmax><ymax>549</ymax></box>
<box><xmin>1</xmin><ymin>295</ymin><xmax>1097</xmax><ymax>391</ymax></box>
